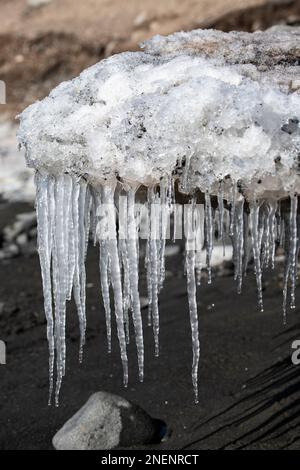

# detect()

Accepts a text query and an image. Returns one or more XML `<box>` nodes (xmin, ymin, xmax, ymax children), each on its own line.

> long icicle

<box><xmin>269</xmin><ymin>200</ymin><xmax>277</xmax><ymax>270</ymax></box>
<box><xmin>289</xmin><ymin>194</ymin><xmax>298</xmax><ymax>309</ymax></box>
<box><xmin>61</xmin><ymin>175</ymin><xmax>73</xmax><ymax>376</ymax></box>
<box><xmin>126</xmin><ymin>187</ymin><xmax>144</xmax><ymax>381</ymax></box>
<box><xmin>235</xmin><ymin>198</ymin><xmax>244</xmax><ymax>294</ymax></box>
<box><xmin>250</xmin><ymin>200</ymin><xmax>264</xmax><ymax>312</ymax></box>
<box><xmin>148</xmin><ymin>187</ymin><xmax>160</xmax><ymax>357</ymax></box>
<box><xmin>95</xmin><ymin>188</ymin><xmax>112</xmax><ymax>353</ymax></box>
<box><xmin>159</xmin><ymin>180</ymin><xmax>168</xmax><ymax>290</ymax></box>
<box><xmin>52</xmin><ymin>175</ymin><xmax>66</xmax><ymax>405</ymax></box>
<box><xmin>35</xmin><ymin>172</ymin><xmax>55</xmax><ymax>405</ymax></box>
<box><xmin>119</xmin><ymin>238</ymin><xmax>130</xmax><ymax>344</ymax></box>
<box><xmin>102</xmin><ymin>184</ymin><xmax>128</xmax><ymax>386</ymax></box>
<box><xmin>217</xmin><ymin>180</ymin><xmax>225</xmax><ymax>255</ymax></box>
<box><xmin>72</xmin><ymin>180</ymin><xmax>86</xmax><ymax>360</ymax></box>
<box><xmin>185</xmin><ymin>195</ymin><xmax>200</xmax><ymax>403</ymax></box>
<box><xmin>283</xmin><ymin>194</ymin><xmax>298</xmax><ymax>317</ymax></box>
<box><xmin>78</xmin><ymin>181</ymin><xmax>89</xmax><ymax>360</ymax></box>
<box><xmin>205</xmin><ymin>191</ymin><xmax>213</xmax><ymax>284</ymax></box>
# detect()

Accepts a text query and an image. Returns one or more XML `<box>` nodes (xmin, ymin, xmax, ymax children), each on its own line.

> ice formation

<box><xmin>18</xmin><ymin>28</ymin><xmax>300</xmax><ymax>405</ymax></box>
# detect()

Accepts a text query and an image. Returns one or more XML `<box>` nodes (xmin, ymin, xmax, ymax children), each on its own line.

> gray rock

<box><xmin>53</xmin><ymin>391</ymin><xmax>164</xmax><ymax>450</ymax></box>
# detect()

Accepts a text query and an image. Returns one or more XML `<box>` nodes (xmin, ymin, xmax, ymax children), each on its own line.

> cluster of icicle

<box><xmin>35</xmin><ymin>172</ymin><xmax>299</xmax><ymax>406</ymax></box>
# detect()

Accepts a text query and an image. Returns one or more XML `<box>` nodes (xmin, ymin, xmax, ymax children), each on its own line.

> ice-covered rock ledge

<box><xmin>18</xmin><ymin>28</ymin><xmax>300</xmax><ymax>405</ymax></box>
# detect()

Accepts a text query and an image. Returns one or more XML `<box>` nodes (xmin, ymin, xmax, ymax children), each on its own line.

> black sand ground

<box><xmin>1</xmin><ymin>201</ymin><xmax>300</xmax><ymax>450</ymax></box>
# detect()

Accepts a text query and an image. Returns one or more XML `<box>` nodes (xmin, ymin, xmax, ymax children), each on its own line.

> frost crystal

<box><xmin>18</xmin><ymin>28</ymin><xmax>300</xmax><ymax>404</ymax></box>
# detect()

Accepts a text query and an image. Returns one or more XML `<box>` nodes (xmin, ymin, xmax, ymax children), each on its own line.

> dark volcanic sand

<box><xmin>0</xmin><ymin>201</ymin><xmax>300</xmax><ymax>450</ymax></box>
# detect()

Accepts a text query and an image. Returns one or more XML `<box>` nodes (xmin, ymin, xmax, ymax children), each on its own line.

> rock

<box><xmin>53</xmin><ymin>392</ymin><xmax>165</xmax><ymax>450</ymax></box>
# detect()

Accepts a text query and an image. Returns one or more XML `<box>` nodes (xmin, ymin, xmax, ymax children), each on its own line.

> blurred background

<box><xmin>1</xmin><ymin>0</ymin><xmax>300</xmax><ymax>450</ymax></box>
<box><xmin>1</xmin><ymin>0</ymin><xmax>300</xmax><ymax>120</ymax></box>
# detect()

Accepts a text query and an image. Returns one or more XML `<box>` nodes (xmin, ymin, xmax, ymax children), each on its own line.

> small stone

<box><xmin>53</xmin><ymin>391</ymin><xmax>164</xmax><ymax>450</ymax></box>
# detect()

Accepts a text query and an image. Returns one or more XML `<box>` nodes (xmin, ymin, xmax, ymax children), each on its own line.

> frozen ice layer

<box><xmin>17</xmin><ymin>28</ymin><xmax>300</xmax><ymax>406</ymax></box>
<box><xmin>18</xmin><ymin>28</ymin><xmax>300</xmax><ymax>199</ymax></box>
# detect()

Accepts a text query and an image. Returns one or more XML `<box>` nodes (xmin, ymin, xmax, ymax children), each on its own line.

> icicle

<box><xmin>51</xmin><ymin>175</ymin><xmax>67</xmax><ymax>405</ymax></box>
<box><xmin>289</xmin><ymin>194</ymin><xmax>298</xmax><ymax>309</ymax></box>
<box><xmin>185</xmin><ymin>196</ymin><xmax>200</xmax><ymax>403</ymax></box>
<box><xmin>204</xmin><ymin>191</ymin><xmax>213</xmax><ymax>284</ymax></box>
<box><xmin>145</xmin><ymin>190</ymin><xmax>153</xmax><ymax>327</ymax></box>
<box><xmin>35</xmin><ymin>172</ymin><xmax>55</xmax><ymax>405</ymax></box>
<box><xmin>84</xmin><ymin>185</ymin><xmax>91</xmax><ymax>257</ymax></box>
<box><xmin>76</xmin><ymin>180</ymin><xmax>89</xmax><ymax>361</ymax></box>
<box><xmin>186</xmin><ymin>250</ymin><xmax>200</xmax><ymax>403</ymax></box>
<box><xmin>145</xmin><ymin>234</ymin><xmax>152</xmax><ymax>327</ymax></box>
<box><xmin>126</xmin><ymin>187</ymin><xmax>144</xmax><ymax>381</ymax></box>
<box><xmin>193</xmin><ymin>198</ymin><xmax>204</xmax><ymax>286</ymax></box>
<box><xmin>283</xmin><ymin>194</ymin><xmax>298</xmax><ymax>317</ymax></box>
<box><xmin>65</xmin><ymin>180</ymin><xmax>75</xmax><ymax>301</ymax></box>
<box><xmin>102</xmin><ymin>185</ymin><xmax>128</xmax><ymax>386</ymax></box>
<box><xmin>71</xmin><ymin>180</ymin><xmax>86</xmax><ymax>361</ymax></box>
<box><xmin>250</xmin><ymin>200</ymin><xmax>264</xmax><ymax>312</ymax></box>
<box><xmin>90</xmin><ymin>188</ymin><xmax>99</xmax><ymax>246</ymax></box>
<box><xmin>61</xmin><ymin>175</ymin><xmax>73</xmax><ymax>367</ymax></box>
<box><xmin>243</xmin><ymin>209</ymin><xmax>251</xmax><ymax>275</ymax></box>
<box><xmin>155</xmin><ymin>190</ymin><xmax>162</xmax><ymax>287</ymax></box>
<box><xmin>148</xmin><ymin>187</ymin><xmax>160</xmax><ymax>357</ymax></box>
<box><xmin>119</xmin><ymin>238</ymin><xmax>130</xmax><ymax>344</ymax></box>
<box><xmin>118</xmin><ymin>193</ymin><xmax>130</xmax><ymax>344</ymax></box>
<box><xmin>217</xmin><ymin>180</ymin><xmax>225</xmax><ymax>255</ymax></box>
<box><xmin>279</xmin><ymin>201</ymin><xmax>285</xmax><ymax>248</ymax></box>
<box><xmin>195</xmin><ymin>252</ymin><xmax>202</xmax><ymax>286</ymax></box>
<box><xmin>261</xmin><ymin>204</ymin><xmax>270</xmax><ymax>270</ymax></box>
<box><xmin>99</xmin><ymin>238</ymin><xmax>112</xmax><ymax>353</ymax></box>
<box><xmin>229</xmin><ymin>182</ymin><xmax>237</xmax><ymax>237</ymax></box>
<box><xmin>269</xmin><ymin>200</ymin><xmax>277</xmax><ymax>269</ymax></box>
<box><xmin>230</xmin><ymin>197</ymin><xmax>244</xmax><ymax>291</ymax></box>
<box><xmin>234</xmin><ymin>199</ymin><xmax>244</xmax><ymax>294</ymax></box>
<box><xmin>159</xmin><ymin>181</ymin><xmax>168</xmax><ymax>290</ymax></box>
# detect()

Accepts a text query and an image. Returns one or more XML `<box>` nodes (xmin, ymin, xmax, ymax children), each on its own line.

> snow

<box><xmin>18</xmin><ymin>28</ymin><xmax>300</xmax><ymax>200</ymax></box>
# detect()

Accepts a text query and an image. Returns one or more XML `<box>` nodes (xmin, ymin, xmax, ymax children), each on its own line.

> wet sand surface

<box><xmin>0</xmin><ymin>202</ymin><xmax>300</xmax><ymax>450</ymax></box>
